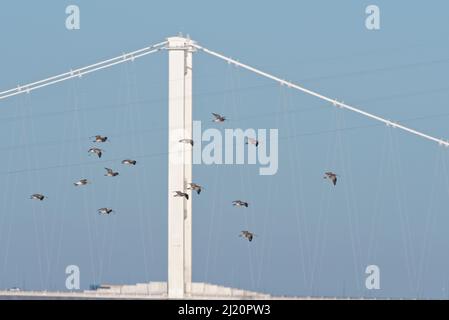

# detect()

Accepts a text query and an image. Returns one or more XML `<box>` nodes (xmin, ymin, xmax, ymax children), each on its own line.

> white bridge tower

<box><xmin>167</xmin><ymin>36</ymin><xmax>194</xmax><ymax>299</ymax></box>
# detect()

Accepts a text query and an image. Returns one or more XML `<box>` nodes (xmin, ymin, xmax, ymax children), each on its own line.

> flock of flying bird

<box><xmin>30</xmin><ymin>134</ymin><xmax>137</xmax><ymax>216</ymax></box>
<box><xmin>175</xmin><ymin>113</ymin><xmax>260</xmax><ymax>242</ymax></box>
<box><xmin>29</xmin><ymin>113</ymin><xmax>339</xmax><ymax>244</ymax></box>
<box><xmin>176</xmin><ymin>113</ymin><xmax>339</xmax><ymax>243</ymax></box>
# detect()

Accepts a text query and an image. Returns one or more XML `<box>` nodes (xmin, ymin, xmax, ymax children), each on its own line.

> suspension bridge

<box><xmin>0</xmin><ymin>35</ymin><xmax>448</xmax><ymax>299</ymax></box>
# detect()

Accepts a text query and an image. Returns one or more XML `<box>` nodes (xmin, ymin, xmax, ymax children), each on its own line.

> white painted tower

<box><xmin>167</xmin><ymin>36</ymin><xmax>194</xmax><ymax>299</ymax></box>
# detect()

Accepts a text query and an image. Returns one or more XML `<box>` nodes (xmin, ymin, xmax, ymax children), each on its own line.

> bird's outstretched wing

<box><xmin>332</xmin><ymin>176</ymin><xmax>337</xmax><ymax>185</ymax></box>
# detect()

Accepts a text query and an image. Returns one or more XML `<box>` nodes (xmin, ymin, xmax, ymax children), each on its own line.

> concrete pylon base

<box><xmin>84</xmin><ymin>282</ymin><xmax>272</xmax><ymax>299</ymax></box>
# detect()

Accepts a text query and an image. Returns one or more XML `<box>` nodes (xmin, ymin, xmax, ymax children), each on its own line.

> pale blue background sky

<box><xmin>1</xmin><ymin>0</ymin><xmax>449</xmax><ymax>298</ymax></box>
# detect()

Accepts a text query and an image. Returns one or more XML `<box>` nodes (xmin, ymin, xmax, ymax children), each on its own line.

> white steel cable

<box><xmin>279</xmin><ymin>86</ymin><xmax>308</xmax><ymax>289</ymax></box>
<box><xmin>0</xmin><ymin>41</ymin><xmax>167</xmax><ymax>101</ymax></box>
<box><xmin>130</xmin><ymin>61</ymin><xmax>157</xmax><ymax>281</ymax></box>
<box><xmin>193</xmin><ymin>43</ymin><xmax>449</xmax><ymax>148</ymax></box>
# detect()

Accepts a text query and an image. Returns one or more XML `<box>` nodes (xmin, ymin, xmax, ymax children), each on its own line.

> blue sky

<box><xmin>1</xmin><ymin>0</ymin><xmax>449</xmax><ymax>298</ymax></box>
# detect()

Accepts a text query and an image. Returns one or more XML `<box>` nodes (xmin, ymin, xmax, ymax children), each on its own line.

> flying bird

<box><xmin>173</xmin><ymin>191</ymin><xmax>189</xmax><ymax>200</ymax></box>
<box><xmin>245</xmin><ymin>137</ymin><xmax>259</xmax><ymax>147</ymax></box>
<box><xmin>98</xmin><ymin>208</ymin><xmax>114</xmax><ymax>215</ymax></box>
<box><xmin>88</xmin><ymin>147</ymin><xmax>103</xmax><ymax>158</ymax></box>
<box><xmin>232</xmin><ymin>200</ymin><xmax>249</xmax><ymax>208</ymax></box>
<box><xmin>187</xmin><ymin>183</ymin><xmax>203</xmax><ymax>195</ymax></box>
<box><xmin>30</xmin><ymin>194</ymin><xmax>46</xmax><ymax>201</ymax></box>
<box><xmin>212</xmin><ymin>113</ymin><xmax>226</xmax><ymax>123</ymax></box>
<box><xmin>104</xmin><ymin>168</ymin><xmax>119</xmax><ymax>177</ymax></box>
<box><xmin>91</xmin><ymin>135</ymin><xmax>108</xmax><ymax>143</ymax></box>
<box><xmin>324</xmin><ymin>172</ymin><xmax>338</xmax><ymax>186</ymax></box>
<box><xmin>179</xmin><ymin>139</ymin><xmax>194</xmax><ymax>146</ymax></box>
<box><xmin>239</xmin><ymin>231</ymin><xmax>256</xmax><ymax>242</ymax></box>
<box><xmin>122</xmin><ymin>159</ymin><xmax>137</xmax><ymax>166</ymax></box>
<box><xmin>74</xmin><ymin>179</ymin><xmax>89</xmax><ymax>187</ymax></box>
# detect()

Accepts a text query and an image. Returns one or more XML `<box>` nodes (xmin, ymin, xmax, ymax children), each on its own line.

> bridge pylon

<box><xmin>167</xmin><ymin>36</ymin><xmax>195</xmax><ymax>299</ymax></box>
